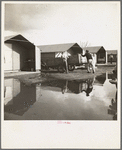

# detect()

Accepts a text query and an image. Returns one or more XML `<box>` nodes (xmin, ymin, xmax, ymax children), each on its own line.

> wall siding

<box><xmin>4</xmin><ymin>44</ymin><xmax>13</xmax><ymax>71</ymax></box>
<box><xmin>35</xmin><ymin>46</ymin><xmax>41</xmax><ymax>71</ymax></box>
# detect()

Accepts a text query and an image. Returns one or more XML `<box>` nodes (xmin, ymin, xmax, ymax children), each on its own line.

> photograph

<box><xmin>2</xmin><ymin>1</ymin><xmax>120</xmax><ymax>149</ymax></box>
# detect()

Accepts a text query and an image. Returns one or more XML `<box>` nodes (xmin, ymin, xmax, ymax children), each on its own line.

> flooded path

<box><xmin>4</xmin><ymin>72</ymin><xmax>117</xmax><ymax>120</ymax></box>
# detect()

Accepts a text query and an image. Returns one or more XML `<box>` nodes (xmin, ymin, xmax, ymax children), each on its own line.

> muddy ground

<box><xmin>4</xmin><ymin>66</ymin><xmax>115</xmax><ymax>85</ymax></box>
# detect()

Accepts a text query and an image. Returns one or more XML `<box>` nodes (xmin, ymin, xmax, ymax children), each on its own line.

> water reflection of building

<box><xmin>108</xmin><ymin>90</ymin><xmax>117</xmax><ymax>120</ymax></box>
<box><xmin>4</xmin><ymin>78</ymin><xmax>36</xmax><ymax>116</ymax></box>
<box><xmin>95</xmin><ymin>72</ymin><xmax>117</xmax><ymax>86</ymax></box>
<box><xmin>95</xmin><ymin>72</ymin><xmax>117</xmax><ymax>120</ymax></box>
<box><xmin>4</xmin><ymin>71</ymin><xmax>117</xmax><ymax>119</ymax></box>
<box><xmin>62</xmin><ymin>78</ymin><xmax>95</xmax><ymax>96</ymax></box>
<box><xmin>41</xmin><ymin>72</ymin><xmax>116</xmax><ymax>95</ymax></box>
<box><xmin>108</xmin><ymin>72</ymin><xmax>117</xmax><ymax>120</ymax></box>
<box><xmin>41</xmin><ymin>77</ymin><xmax>95</xmax><ymax>96</ymax></box>
<box><xmin>4</xmin><ymin>78</ymin><xmax>20</xmax><ymax>105</ymax></box>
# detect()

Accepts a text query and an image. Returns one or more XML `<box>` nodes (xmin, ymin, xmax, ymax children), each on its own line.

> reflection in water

<box><xmin>84</xmin><ymin>78</ymin><xmax>95</xmax><ymax>97</ymax></box>
<box><xmin>4</xmin><ymin>72</ymin><xmax>117</xmax><ymax>120</ymax></box>
<box><xmin>108</xmin><ymin>71</ymin><xmax>117</xmax><ymax>120</ymax></box>
<box><xmin>42</xmin><ymin>76</ymin><xmax>95</xmax><ymax>96</ymax></box>
<box><xmin>95</xmin><ymin>72</ymin><xmax>117</xmax><ymax>85</ymax></box>
<box><xmin>61</xmin><ymin>77</ymin><xmax>95</xmax><ymax>96</ymax></box>
<box><xmin>108</xmin><ymin>91</ymin><xmax>117</xmax><ymax>120</ymax></box>
<box><xmin>4</xmin><ymin>79</ymin><xmax>20</xmax><ymax>105</ymax></box>
<box><xmin>4</xmin><ymin>78</ymin><xmax>36</xmax><ymax>116</ymax></box>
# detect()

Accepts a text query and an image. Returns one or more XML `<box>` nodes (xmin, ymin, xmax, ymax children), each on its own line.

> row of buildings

<box><xmin>4</xmin><ymin>34</ymin><xmax>117</xmax><ymax>72</ymax></box>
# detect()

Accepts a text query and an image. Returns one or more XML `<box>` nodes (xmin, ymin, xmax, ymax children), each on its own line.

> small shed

<box><xmin>83</xmin><ymin>46</ymin><xmax>106</xmax><ymax>64</ymax></box>
<box><xmin>106</xmin><ymin>50</ymin><xmax>117</xmax><ymax>63</ymax></box>
<box><xmin>38</xmin><ymin>43</ymin><xmax>83</xmax><ymax>67</ymax></box>
<box><xmin>4</xmin><ymin>34</ymin><xmax>41</xmax><ymax>72</ymax></box>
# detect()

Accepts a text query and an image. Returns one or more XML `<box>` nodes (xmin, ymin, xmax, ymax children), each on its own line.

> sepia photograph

<box><xmin>2</xmin><ymin>1</ymin><xmax>121</xmax><ymax>149</ymax></box>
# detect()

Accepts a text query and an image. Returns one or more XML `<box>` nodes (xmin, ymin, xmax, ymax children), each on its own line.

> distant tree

<box><xmin>80</xmin><ymin>41</ymin><xmax>90</xmax><ymax>48</ymax></box>
<box><xmin>80</xmin><ymin>41</ymin><xmax>91</xmax><ymax>63</ymax></box>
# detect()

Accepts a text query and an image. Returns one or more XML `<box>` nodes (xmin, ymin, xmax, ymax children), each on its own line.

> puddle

<box><xmin>4</xmin><ymin>73</ymin><xmax>117</xmax><ymax>120</ymax></box>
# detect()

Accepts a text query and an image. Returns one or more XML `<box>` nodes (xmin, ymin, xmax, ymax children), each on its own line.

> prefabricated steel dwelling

<box><xmin>38</xmin><ymin>43</ymin><xmax>84</xmax><ymax>72</ymax></box>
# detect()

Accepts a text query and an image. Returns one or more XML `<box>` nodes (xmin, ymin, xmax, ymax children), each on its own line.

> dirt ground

<box><xmin>4</xmin><ymin>66</ymin><xmax>115</xmax><ymax>85</ymax></box>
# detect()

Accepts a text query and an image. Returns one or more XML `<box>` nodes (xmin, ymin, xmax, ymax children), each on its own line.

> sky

<box><xmin>3</xmin><ymin>2</ymin><xmax>120</xmax><ymax>50</ymax></box>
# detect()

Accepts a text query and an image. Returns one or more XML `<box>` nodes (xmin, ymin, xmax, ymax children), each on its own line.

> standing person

<box><xmin>62</xmin><ymin>51</ymin><xmax>69</xmax><ymax>73</ymax></box>
<box><xmin>109</xmin><ymin>53</ymin><xmax>114</xmax><ymax>64</ymax></box>
<box><xmin>81</xmin><ymin>50</ymin><xmax>95</xmax><ymax>73</ymax></box>
<box><xmin>63</xmin><ymin>57</ymin><xmax>68</xmax><ymax>73</ymax></box>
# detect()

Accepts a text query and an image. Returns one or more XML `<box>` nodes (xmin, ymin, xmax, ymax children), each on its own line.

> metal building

<box><xmin>106</xmin><ymin>50</ymin><xmax>117</xmax><ymax>63</ymax></box>
<box><xmin>38</xmin><ymin>43</ymin><xmax>83</xmax><ymax>70</ymax></box>
<box><xmin>4</xmin><ymin>34</ymin><xmax>41</xmax><ymax>72</ymax></box>
<box><xmin>83</xmin><ymin>46</ymin><xmax>106</xmax><ymax>64</ymax></box>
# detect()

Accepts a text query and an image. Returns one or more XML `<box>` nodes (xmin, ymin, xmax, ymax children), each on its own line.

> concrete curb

<box><xmin>4</xmin><ymin>71</ymin><xmax>41</xmax><ymax>78</ymax></box>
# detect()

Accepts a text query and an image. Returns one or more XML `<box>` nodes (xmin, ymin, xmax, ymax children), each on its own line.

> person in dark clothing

<box><xmin>82</xmin><ymin>50</ymin><xmax>95</xmax><ymax>73</ymax></box>
<box><xmin>109</xmin><ymin>54</ymin><xmax>114</xmax><ymax>64</ymax></box>
<box><xmin>85</xmin><ymin>78</ymin><xmax>94</xmax><ymax>96</ymax></box>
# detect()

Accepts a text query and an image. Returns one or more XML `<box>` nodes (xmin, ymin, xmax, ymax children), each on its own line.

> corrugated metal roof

<box><xmin>4</xmin><ymin>34</ymin><xmax>19</xmax><ymax>41</ymax></box>
<box><xmin>38</xmin><ymin>43</ymin><xmax>81</xmax><ymax>53</ymax></box>
<box><xmin>106</xmin><ymin>50</ymin><xmax>117</xmax><ymax>54</ymax></box>
<box><xmin>4</xmin><ymin>34</ymin><xmax>35</xmax><ymax>49</ymax></box>
<box><xmin>4</xmin><ymin>34</ymin><xmax>30</xmax><ymax>43</ymax></box>
<box><xmin>83</xmin><ymin>46</ymin><xmax>104</xmax><ymax>53</ymax></box>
